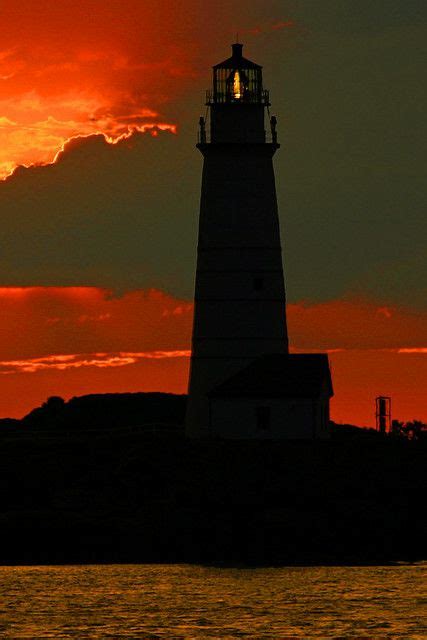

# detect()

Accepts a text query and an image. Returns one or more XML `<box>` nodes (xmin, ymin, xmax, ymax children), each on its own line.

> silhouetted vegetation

<box><xmin>0</xmin><ymin>393</ymin><xmax>425</xmax><ymax>566</ymax></box>
<box><xmin>391</xmin><ymin>419</ymin><xmax>426</xmax><ymax>441</ymax></box>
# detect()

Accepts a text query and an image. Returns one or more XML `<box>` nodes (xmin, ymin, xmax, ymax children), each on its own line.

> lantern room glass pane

<box><xmin>212</xmin><ymin>66</ymin><xmax>265</xmax><ymax>104</ymax></box>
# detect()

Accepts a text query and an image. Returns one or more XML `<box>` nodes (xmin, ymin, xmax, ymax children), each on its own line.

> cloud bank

<box><xmin>1</xmin><ymin>124</ymin><xmax>426</xmax><ymax>309</ymax></box>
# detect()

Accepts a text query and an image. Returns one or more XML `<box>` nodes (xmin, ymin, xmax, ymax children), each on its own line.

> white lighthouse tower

<box><xmin>186</xmin><ymin>44</ymin><xmax>332</xmax><ymax>439</ymax></box>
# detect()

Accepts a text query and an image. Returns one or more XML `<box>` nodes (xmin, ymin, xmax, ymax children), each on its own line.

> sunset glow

<box><xmin>0</xmin><ymin>351</ymin><xmax>191</xmax><ymax>375</ymax></box>
<box><xmin>0</xmin><ymin>2</ymin><xmax>194</xmax><ymax>177</ymax></box>
<box><xmin>0</xmin><ymin>2</ymin><xmax>425</xmax><ymax>430</ymax></box>
<box><xmin>0</xmin><ymin>286</ymin><xmax>425</xmax><ymax>424</ymax></box>
<box><xmin>0</xmin><ymin>104</ymin><xmax>177</xmax><ymax>179</ymax></box>
<box><xmin>0</xmin><ymin>2</ymin><xmax>300</xmax><ymax>178</ymax></box>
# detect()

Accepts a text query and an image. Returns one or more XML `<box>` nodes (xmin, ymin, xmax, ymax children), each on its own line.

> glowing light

<box><xmin>233</xmin><ymin>70</ymin><xmax>242</xmax><ymax>99</ymax></box>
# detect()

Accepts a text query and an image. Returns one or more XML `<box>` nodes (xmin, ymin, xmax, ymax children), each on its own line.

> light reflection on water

<box><xmin>0</xmin><ymin>564</ymin><xmax>425</xmax><ymax>638</ymax></box>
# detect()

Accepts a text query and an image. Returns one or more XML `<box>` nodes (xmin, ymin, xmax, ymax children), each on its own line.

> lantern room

<box><xmin>208</xmin><ymin>43</ymin><xmax>269</xmax><ymax>105</ymax></box>
<box><xmin>201</xmin><ymin>43</ymin><xmax>273</xmax><ymax>145</ymax></box>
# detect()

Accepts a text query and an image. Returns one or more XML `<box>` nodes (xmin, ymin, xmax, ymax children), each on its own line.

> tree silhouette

<box><xmin>390</xmin><ymin>418</ymin><xmax>425</xmax><ymax>440</ymax></box>
<box><xmin>391</xmin><ymin>419</ymin><xmax>404</xmax><ymax>437</ymax></box>
<box><xmin>403</xmin><ymin>420</ymin><xmax>425</xmax><ymax>441</ymax></box>
<box><xmin>43</xmin><ymin>396</ymin><xmax>65</xmax><ymax>411</ymax></box>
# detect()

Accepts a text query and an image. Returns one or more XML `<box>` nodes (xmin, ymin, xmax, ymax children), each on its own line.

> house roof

<box><xmin>208</xmin><ymin>354</ymin><xmax>333</xmax><ymax>399</ymax></box>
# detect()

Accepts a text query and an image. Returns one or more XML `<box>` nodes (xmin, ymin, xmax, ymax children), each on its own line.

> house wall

<box><xmin>210</xmin><ymin>396</ymin><xmax>330</xmax><ymax>439</ymax></box>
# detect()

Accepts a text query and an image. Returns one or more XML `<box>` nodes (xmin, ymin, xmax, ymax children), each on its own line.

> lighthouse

<box><xmin>186</xmin><ymin>44</ymin><xmax>333</xmax><ymax>439</ymax></box>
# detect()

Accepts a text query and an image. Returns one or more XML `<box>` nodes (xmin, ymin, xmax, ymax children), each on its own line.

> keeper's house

<box><xmin>207</xmin><ymin>354</ymin><xmax>333</xmax><ymax>439</ymax></box>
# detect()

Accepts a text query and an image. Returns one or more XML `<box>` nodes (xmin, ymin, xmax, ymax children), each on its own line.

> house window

<box><xmin>253</xmin><ymin>277</ymin><xmax>264</xmax><ymax>291</ymax></box>
<box><xmin>256</xmin><ymin>406</ymin><xmax>271</xmax><ymax>430</ymax></box>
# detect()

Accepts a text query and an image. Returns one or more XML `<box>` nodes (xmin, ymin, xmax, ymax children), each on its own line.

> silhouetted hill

<box><xmin>329</xmin><ymin>421</ymin><xmax>382</xmax><ymax>440</ymax></box>
<box><xmin>2</xmin><ymin>392</ymin><xmax>378</xmax><ymax>439</ymax></box>
<box><xmin>0</xmin><ymin>418</ymin><xmax>20</xmax><ymax>428</ymax></box>
<box><xmin>20</xmin><ymin>392</ymin><xmax>187</xmax><ymax>432</ymax></box>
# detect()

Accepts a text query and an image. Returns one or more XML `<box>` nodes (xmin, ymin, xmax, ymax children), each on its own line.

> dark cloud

<box><xmin>268</xmin><ymin>9</ymin><xmax>427</xmax><ymax>308</ymax></box>
<box><xmin>288</xmin><ymin>0</ymin><xmax>427</xmax><ymax>34</ymax></box>
<box><xmin>0</xmin><ymin>131</ymin><xmax>199</xmax><ymax>295</ymax></box>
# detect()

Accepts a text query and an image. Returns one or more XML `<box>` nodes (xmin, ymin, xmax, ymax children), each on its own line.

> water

<box><xmin>0</xmin><ymin>564</ymin><xmax>425</xmax><ymax>638</ymax></box>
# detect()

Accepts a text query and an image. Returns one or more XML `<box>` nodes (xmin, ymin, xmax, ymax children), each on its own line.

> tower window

<box><xmin>253</xmin><ymin>277</ymin><xmax>264</xmax><ymax>291</ymax></box>
<box><xmin>256</xmin><ymin>406</ymin><xmax>271</xmax><ymax>431</ymax></box>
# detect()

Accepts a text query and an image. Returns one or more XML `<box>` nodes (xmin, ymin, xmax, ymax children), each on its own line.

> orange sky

<box><xmin>0</xmin><ymin>287</ymin><xmax>425</xmax><ymax>424</ymax></box>
<box><xmin>0</xmin><ymin>1</ymin><xmax>293</xmax><ymax>177</ymax></box>
<box><xmin>0</xmin><ymin>2</ymin><xmax>425</xmax><ymax>425</ymax></box>
<box><xmin>0</xmin><ymin>1</ymin><xmax>189</xmax><ymax>176</ymax></box>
